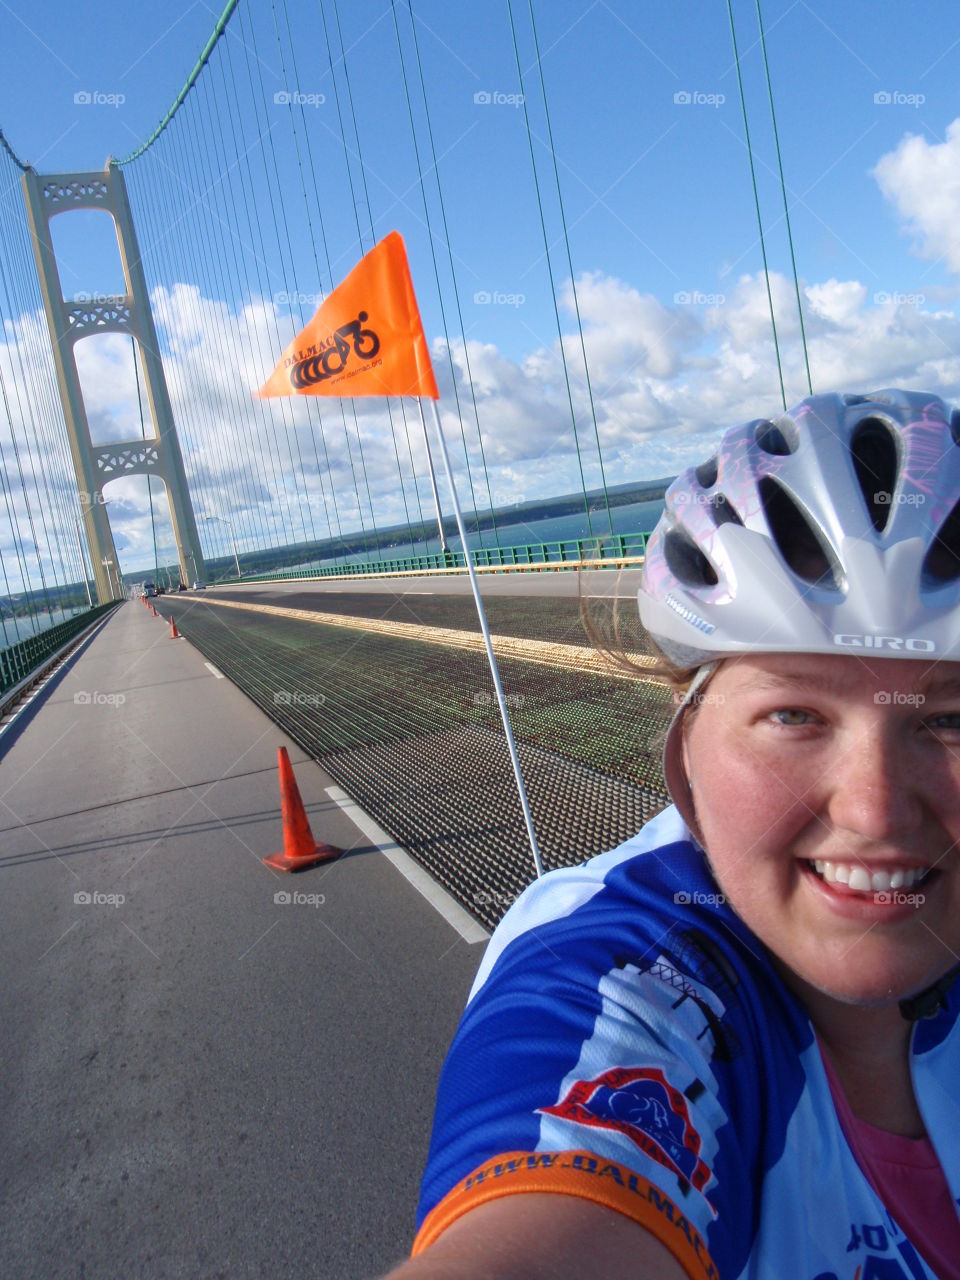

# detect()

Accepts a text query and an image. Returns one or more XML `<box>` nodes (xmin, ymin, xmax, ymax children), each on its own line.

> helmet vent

<box><xmin>755</xmin><ymin>419</ymin><xmax>797</xmax><ymax>456</ymax></box>
<box><xmin>663</xmin><ymin>529</ymin><xmax>719</xmax><ymax>588</ymax></box>
<box><xmin>709</xmin><ymin>493</ymin><xmax>743</xmax><ymax>528</ymax></box>
<box><xmin>922</xmin><ymin>500</ymin><xmax>960</xmax><ymax>586</ymax></box>
<box><xmin>758</xmin><ymin>476</ymin><xmax>840</xmax><ymax>588</ymax></box>
<box><xmin>695</xmin><ymin>456</ymin><xmax>718</xmax><ymax>488</ymax></box>
<box><xmin>851</xmin><ymin>416</ymin><xmax>899</xmax><ymax>532</ymax></box>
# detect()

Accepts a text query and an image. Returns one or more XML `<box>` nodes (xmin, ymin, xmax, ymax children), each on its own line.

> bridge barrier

<box><xmin>0</xmin><ymin>603</ymin><xmax>120</xmax><ymax>704</ymax></box>
<box><xmin>233</xmin><ymin>531</ymin><xmax>649</xmax><ymax>585</ymax></box>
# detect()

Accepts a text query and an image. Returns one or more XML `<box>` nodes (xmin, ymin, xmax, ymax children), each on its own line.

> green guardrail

<box><xmin>231</xmin><ymin>531</ymin><xmax>649</xmax><ymax>586</ymax></box>
<box><xmin>0</xmin><ymin>602</ymin><xmax>119</xmax><ymax>697</ymax></box>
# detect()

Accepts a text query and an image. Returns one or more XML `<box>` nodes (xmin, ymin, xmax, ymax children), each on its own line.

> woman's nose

<box><xmin>826</xmin><ymin>728</ymin><xmax>923</xmax><ymax>841</ymax></box>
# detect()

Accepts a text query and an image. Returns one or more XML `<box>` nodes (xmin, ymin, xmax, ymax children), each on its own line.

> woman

<box><xmin>385</xmin><ymin>390</ymin><xmax>960</xmax><ymax>1279</ymax></box>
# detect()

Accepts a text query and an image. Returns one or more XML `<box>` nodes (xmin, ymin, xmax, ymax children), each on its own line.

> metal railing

<box><xmin>232</xmin><ymin>531</ymin><xmax>649</xmax><ymax>585</ymax></box>
<box><xmin>0</xmin><ymin>603</ymin><xmax>119</xmax><ymax>697</ymax></box>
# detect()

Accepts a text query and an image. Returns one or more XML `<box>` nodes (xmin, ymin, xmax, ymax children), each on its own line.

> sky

<box><xmin>4</xmin><ymin>0</ymin><xmax>960</xmax><ymax>575</ymax></box>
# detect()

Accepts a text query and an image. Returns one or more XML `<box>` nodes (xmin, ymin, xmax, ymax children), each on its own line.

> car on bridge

<box><xmin>141</xmin><ymin>581</ymin><xmax>157</xmax><ymax>598</ymax></box>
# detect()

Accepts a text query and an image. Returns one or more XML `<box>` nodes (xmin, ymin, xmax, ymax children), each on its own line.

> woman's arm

<box><xmin>380</xmin><ymin>1194</ymin><xmax>692</xmax><ymax>1279</ymax></box>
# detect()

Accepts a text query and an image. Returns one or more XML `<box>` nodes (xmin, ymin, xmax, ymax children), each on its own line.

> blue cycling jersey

<box><xmin>413</xmin><ymin>806</ymin><xmax>960</xmax><ymax>1278</ymax></box>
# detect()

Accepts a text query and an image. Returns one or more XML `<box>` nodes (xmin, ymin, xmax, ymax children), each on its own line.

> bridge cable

<box><xmin>527</xmin><ymin>0</ymin><xmax>614</xmax><ymax>541</ymax></box>
<box><xmin>506</xmin><ymin>0</ymin><xmax>596</xmax><ymax>540</ymax></box>
<box><xmin>387</xmin><ymin>0</ymin><xmax>488</xmax><ymax>553</ymax></box>
<box><xmin>265</xmin><ymin>1</ymin><xmax>347</xmax><ymax>560</ymax></box>
<box><xmin>725</xmin><ymin>0</ymin><xmax>787</xmax><ymax>410</ymax></box>
<box><xmin>405</xmin><ymin>0</ymin><xmax>502</xmax><ymax>553</ymax></box>
<box><xmin>754</xmin><ymin>0</ymin><xmax>812</xmax><ymax>395</ymax></box>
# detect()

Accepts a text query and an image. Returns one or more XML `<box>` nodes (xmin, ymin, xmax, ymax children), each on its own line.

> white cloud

<box><xmin>873</xmin><ymin>118</ymin><xmax>960</xmax><ymax>273</ymax></box>
<box><xmin>7</xmin><ymin>259</ymin><xmax>960</xmax><ymax>586</ymax></box>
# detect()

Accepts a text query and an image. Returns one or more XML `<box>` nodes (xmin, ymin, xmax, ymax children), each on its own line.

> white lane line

<box><xmin>325</xmin><ymin>785</ymin><xmax>489</xmax><ymax>944</ymax></box>
<box><xmin>402</xmin><ymin>590</ymin><xmax>434</xmax><ymax>594</ymax></box>
<box><xmin>204</xmin><ymin>662</ymin><xmax>225</xmax><ymax>679</ymax></box>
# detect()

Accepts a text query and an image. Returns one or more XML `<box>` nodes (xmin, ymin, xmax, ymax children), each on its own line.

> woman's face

<box><xmin>682</xmin><ymin>652</ymin><xmax>960</xmax><ymax>1007</ymax></box>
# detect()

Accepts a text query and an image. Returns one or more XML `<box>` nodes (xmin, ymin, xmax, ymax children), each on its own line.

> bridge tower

<box><xmin>21</xmin><ymin>162</ymin><xmax>205</xmax><ymax>601</ymax></box>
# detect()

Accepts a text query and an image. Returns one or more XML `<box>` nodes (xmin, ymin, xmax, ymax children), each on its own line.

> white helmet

<box><xmin>638</xmin><ymin>389</ymin><xmax>960</xmax><ymax>666</ymax></box>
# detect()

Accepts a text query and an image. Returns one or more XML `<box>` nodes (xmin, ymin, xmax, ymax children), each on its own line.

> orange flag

<box><xmin>256</xmin><ymin>231</ymin><xmax>439</xmax><ymax>400</ymax></box>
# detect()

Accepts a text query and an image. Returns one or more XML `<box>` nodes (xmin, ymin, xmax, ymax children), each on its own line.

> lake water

<box><xmin>295</xmin><ymin>498</ymin><xmax>666</xmax><ymax>570</ymax></box>
<box><xmin>0</xmin><ymin>606</ymin><xmax>88</xmax><ymax>650</ymax></box>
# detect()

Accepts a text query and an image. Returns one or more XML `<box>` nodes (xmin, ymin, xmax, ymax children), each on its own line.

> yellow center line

<box><xmin>187</xmin><ymin>595</ymin><xmax>661</xmax><ymax>683</ymax></box>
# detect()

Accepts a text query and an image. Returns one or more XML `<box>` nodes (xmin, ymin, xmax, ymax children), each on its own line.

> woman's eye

<box><xmin>928</xmin><ymin>713</ymin><xmax>960</xmax><ymax>732</ymax></box>
<box><xmin>769</xmin><ymin>708</ymin><xmax>813</xmax><ymax>726</ymax></box>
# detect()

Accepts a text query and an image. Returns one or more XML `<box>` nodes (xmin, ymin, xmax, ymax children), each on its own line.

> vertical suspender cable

<box><xmin>404</xmin><ymin>0</ymin><xmax>501</xmax><ymax>553</ymax></box>
<box><xmin>755</xmin><ymin>0</ymin><xmax>812</xmax><ymax>395</ymax></box>
<box><xmin>726</xmin><ymin>0</ymin><xmax>787</xmax><ymax>410</ymax></box>
<box><xmin>385</xmin><ymin>0</ymin><xmax>486</xmax><ymax>553</ymax></box>
<box><xmin>506</xmin><ymin>0</ymin><xmax>595</xmax><ymax>539</ymax></box>
<box><xmin>527</xmin><ymin>0</ymin><xmax>613</xmax><ymax>541</ymax></box>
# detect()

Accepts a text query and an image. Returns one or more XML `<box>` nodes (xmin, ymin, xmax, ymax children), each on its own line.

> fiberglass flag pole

<box><xmin>425</xmin><ymin>396</ymin><xmax>544</xmax><ymax>879</ymax></box>
<box><xmin>256</xmin><ymin>230</ymin><xmax>543</xmax><ymax>879</ymax></box>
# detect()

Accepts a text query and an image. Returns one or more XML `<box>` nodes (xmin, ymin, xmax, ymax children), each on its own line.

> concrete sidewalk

<box><xmin>0</xmin><ymin>601</ymin><xmax>485</xmax><ymax>1280</ymax></box>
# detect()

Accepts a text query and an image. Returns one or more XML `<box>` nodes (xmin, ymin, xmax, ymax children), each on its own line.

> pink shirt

<box><xmin>820</xmin><ymin>1047</ymin><xmax>960</xmax><ymax>1279</ymax></box>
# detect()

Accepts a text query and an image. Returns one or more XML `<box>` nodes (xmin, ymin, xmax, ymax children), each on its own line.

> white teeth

<box><xmin>812</xmin><ymin>861</ymin><xmax>931</xmax><ymax>894</ymax></box>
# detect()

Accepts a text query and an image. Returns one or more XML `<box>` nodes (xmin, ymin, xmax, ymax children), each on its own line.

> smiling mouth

<box><xmin>806</xmin><ymin>860</ymin><xmax>935</xmax><ymax>894</ymax></box>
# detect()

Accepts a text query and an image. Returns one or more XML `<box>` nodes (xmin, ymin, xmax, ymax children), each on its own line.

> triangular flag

<box><xmin>256</xmin><ymin>231</ymin><xmax>439</xmax><ymax>399</ymax></box>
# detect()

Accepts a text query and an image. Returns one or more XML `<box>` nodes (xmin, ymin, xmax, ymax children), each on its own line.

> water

<box><xmin>0</xmin><ymin>606</ymin><xmax>89</xmax><ymax>650</ymax></box>
<box><xmin>291</xmin><ymin>498</ymin><xmax>665</xmax><ymax>572</ymax></box>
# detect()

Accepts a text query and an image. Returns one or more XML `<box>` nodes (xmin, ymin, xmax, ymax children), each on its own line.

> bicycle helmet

<box><xmin>639</xmin><ymin>389</ymin><xmax>960</xmax><ymax>668</ymax></box>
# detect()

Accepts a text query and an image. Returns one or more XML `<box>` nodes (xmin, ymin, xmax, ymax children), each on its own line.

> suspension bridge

<box><xmin>0</xmin><ymin>0</ymin><xmax>941</xmax><ymax>1274</ymax></box>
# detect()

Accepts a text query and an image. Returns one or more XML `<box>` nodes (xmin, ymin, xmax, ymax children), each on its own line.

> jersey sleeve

<box><xmin>413</xmin><ymin>837</ymin><xmax>761</xmax><ymax>1279</ymax></box>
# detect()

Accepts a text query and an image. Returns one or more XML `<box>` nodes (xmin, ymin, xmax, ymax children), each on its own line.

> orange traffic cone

<box><xmin>151</xmin><ymin>604</ymin><xmax>159</xmax><ymax>617</ymax></box>
<box><xmin>263</xmin><ymin>746</ymin><xmax>341</xmax><ymax>872</ymax></box>
<box><xmin>170</xmin><ymin>615</ymin><xmax>180</xmax><ymax>639</ymax></box>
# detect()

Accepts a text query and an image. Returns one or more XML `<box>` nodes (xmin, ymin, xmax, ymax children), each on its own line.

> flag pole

<box><xmin>425</xmin><ymin>396</ymin><xmax>544</xmax><ymax>879</ymax></box>
<box><xmin>417</xmin><ymin>397</ymin><xmax>447</xmax><ymax>554</ymax></box>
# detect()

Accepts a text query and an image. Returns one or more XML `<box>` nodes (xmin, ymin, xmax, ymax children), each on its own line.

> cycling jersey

<box><xmin>413</xmin><ymin>806</ymin><xmax>960</xmax><ymax>1278</ymax></box>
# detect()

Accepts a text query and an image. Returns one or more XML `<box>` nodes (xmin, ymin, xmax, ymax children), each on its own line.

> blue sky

<box><xmin>4</xmin><ymin>1</ymin><xmax>960</xmax><ymax>572</ymax></box>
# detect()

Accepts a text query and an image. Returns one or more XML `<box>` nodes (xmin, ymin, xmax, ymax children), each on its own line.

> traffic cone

<box><xmin>263</xmin><ymin>746</ymin><xmax>342</xmax><ymax>872</ymax></box>
<box><xmin>151</xmin><ymin>604</ymin><xmax>159</xmax><ymax>617</ymax></box>
<box><xmin>170</xmin><ymin>615</ymin><xmax>180</xmax><ymax>639</ymax></box>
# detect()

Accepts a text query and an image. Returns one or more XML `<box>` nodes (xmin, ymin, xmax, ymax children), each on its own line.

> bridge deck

<box><xmin>0</xmin><ymin>599</ymin><xmax>483</xmax><ymax>1279</ymax></box>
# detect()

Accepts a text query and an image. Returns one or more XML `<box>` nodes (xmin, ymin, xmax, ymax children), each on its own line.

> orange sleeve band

<box><xmin>412</xmin><ymin>1149</ymin><xmax>720</xmax><ymax>1279</ymax></box>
